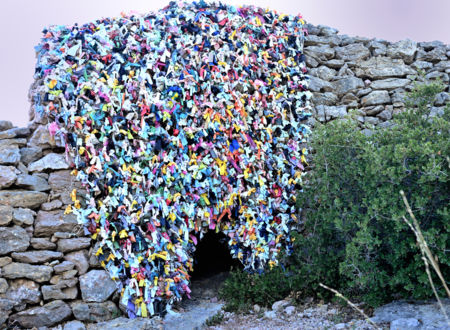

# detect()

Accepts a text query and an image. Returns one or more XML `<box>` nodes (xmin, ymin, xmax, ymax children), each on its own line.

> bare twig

<box><xmin>400</xmin><ymin>190</ymin><xmax>450</xmax><ymax>325</ymax></box>
<box><xmin>319</xmin><ymin>283</ymin><xmax>381</xmax><ymax>330</ymax></box>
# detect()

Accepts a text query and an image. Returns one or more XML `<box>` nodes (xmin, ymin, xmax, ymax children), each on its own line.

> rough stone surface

<box><xmin>12</xmin><ymin>207</ymin><xmax>36</xmax><ymax>226</ymax></box>
<box><xmin>41</xmin><ymin>199</ymin><xmax>63</xmax><ymax>211</ymax></box>
<box><xmin>42</xmin><ymin>285</ymin><xmax>78</xmax><ymax>301</ymax></box>
<box><xmin>2</xmin><ymin>262</ymin><xmax>53</xmax><ymax>282</ymax></box>
<box><xmin>371</xmin><ymin>300</ymin><xmax>450</xmax><ymax>329</ymax></box>
<box><xmin>0</xmin><ymin>165</ymin><xmax>17</xmax><ymax>188</ymax></box>
<box><xmin>0</xmin><ymin>144</ymin><xmax>21</xmax><ymax>165</ymax></box>
<box><xmin>386</xmin><ymin>39</ymin><xmax>418</xmax><ymax>64</ymax></box>
<box><xmin>64</xmin><ymin>320</ymin><xmax>86</xmax><ymax>330</ymax></box>
<box><xmin>0</xmin><ymin>190</ymin><xmax>48</xmax><ymax>208</ymax></box>
<box><xmin>54</xmin><ymin>261</ymin><xmax>76</xmax><ymax>273</ymax></box>
<box><xmin>370</xmin><ymin>78</ymin><xmax>411</xmax><ymax>90</ymax></box>
<box><xmin>64</xmin><ymin>250</ymin><xmax>90</xmax><ymax>275</ymax></box>
<box><xmin>0</xmin><ymin>120</ymin><xmax>13</xmax><ymax>131</ymax></box>
<box><xmin>28</xmin><ymin>153</ymin><xmax>69</xmax><ymax>172</ymax></box>
<box><xmin>0</xmin><ymin>278</ymin><xmax>8</xmax><ymax>294</ymax></box>
<box><xmin>5</xmin><ymin>279</ymin><xmax>41</xmax><ymax>305</ymax></box>
<box><xmin>332</xmin><ymin>77</ymin><xmax>365</xmax><ymax>96</ymax></box>
<box><xmin>58</xmin><ymin>237</ymin><xmax>92</xmax><ymax>253</ymax></box>
<box><xmin>16</xmin><ymin>173</ymin><xmax>50</xmax><ymax>191</ymax></box>
<box><xmin>355</xmin><ymin>57</ymin><xmax>416</xmax><ymax>79</ymax></box>
<box><xmin>0</xmin><ymin>256</ymin><xmax>12</xmax><ymax>267</ymax></box>
<box><xmin>11</xmin><ymin>250</ymin><xmax>63</xmax><ymax>264</ymax></box>
<box><xmin>0</xmin><ymin>226</ymin><xmax>30</xmax><ymax>255</ymax></box>
<box><xmin>28</xmin><ymin>124</ymin><xmax>57</xmax><ymax>149</ymax></box>
<box><xmin>390</xmin><ymin>318</ymin><xmax>420</xmax><ymax>330</ymax></box>
<box><xmin>71</xmin><ymin>301</ymin><xmax>120</xmax><ymax>322</ymax></box>
<box><xmin>0</xmin><ymin>205</ymin><xmax>13</xmax><ymax>225</ymax></box>
<box><xmin>362</xmin><ymin>91</ymin><xmax>391</xmax><ymax>106</ymax></box>
<box><xmin>34</xmin><ymin>210</ymin><xmax>78</xmax><ymax>237</ymax></box>
<box><xmin>79</xmin><ymin>270</ymin><xmax>117</xmax><ymax>302</ymax></box>
<box><xmin>9</xmin><ymin>300</ymin><xmax>72</xmax><ymax>328</ymax></box>
<box><xmin>20</xmin><ymin>146</ymin><xmax>43</xmax><ymax>165</ymax></box>
<box><xmin>30</xmin><ymin>237</ymin><xmax>56</xmax><ymax>250</ymax></box>
<box><xmin>335</xmin><ymin>43</ymin><xmax>370</xmax><ymax>61</ymax></box>
<box><xmin>48</xmin><ymin>170</ymin><xmax>84</xmax><ymax>205</ymax></box>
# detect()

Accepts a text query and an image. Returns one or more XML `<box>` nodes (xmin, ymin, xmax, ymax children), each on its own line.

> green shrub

<box><xmin>220</xmin><ymin>80</ymin><xmax>449</xmax><ymax>311</ymax></box>
<box><xmin>219</xmin><ymin>267</ymin><xmax>294</xmax><ymax>312</ymax></box>
<box><xmin>294</xmin><ymin>80</ymin><xmax>450</xmax><ymax>306</ymax></box>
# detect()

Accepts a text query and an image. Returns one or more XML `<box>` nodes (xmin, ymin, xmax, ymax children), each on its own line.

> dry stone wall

<box><xmin>0</xmin><ymin>23</ymin><xmax>449</xmax><ymax>329</ymax></box>
<box><xmin>304</xmin><ymin>24</ymin><xmax>450</xmax><ymax>134</ymax></box>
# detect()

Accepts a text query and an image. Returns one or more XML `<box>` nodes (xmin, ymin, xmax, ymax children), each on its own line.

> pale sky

<box><xmin>0</xmin><ymin>0</ymin><xmax>449</xmax><ymax>127</ymax></box>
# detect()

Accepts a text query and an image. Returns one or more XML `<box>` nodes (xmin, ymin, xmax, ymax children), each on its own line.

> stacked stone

<box><xmin>0</xmin><ymin>119</ymin><xmax>122</xmax><ymax>329</ymax></box>
<box><xmin>1</xmin><ymin>22</ymin><xmax>449</xmax><ymax>328</ymax></box>
<box><xmin>304</xmin><ymin>24</ymin><xmax>450</xmax><ymax>134</ymax></box>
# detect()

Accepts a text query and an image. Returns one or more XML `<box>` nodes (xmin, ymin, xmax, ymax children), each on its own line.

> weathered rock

<box><xmin>71</xmin><ymin>301</ymin><xmax>120</xmax><ymax>322</ymax></box>
<box><xmin>371</xmin><ymin>300</ymin><xmax>450</xmax><ymax>329</ymax></box>
<box><xmin>0</xmin><ymin>278</ymin><xmax>8</xmax><ymax>294</ymax></box>
<box><xmin>53</xmin><ymin>231</ymin><xmax>77</xmax><ymax>239</ymax></box>
<box><xmin>54</xmin><ymin>261</ymin><xmax>76</xmax><ymax>273</ymax></box>
<box><xmin>50</xmin><ymin>275</ymin><xmax>78</xmax><ymax>286</ymax></box>
<box><xmin>0</xmin><ymin>127</ymin><xmax>29</xmax><ymax>139</ymax></box>
<box><xmin>88</xmin><ymin>241</ymin><xmax>102</xmax><ymax>268</ymax></box>
<box><xmin>304</xmin><ymin>35</ymin><xmax>340</xmax><ymax>47</ymax></box>
<box><xmin>0</xmin><ymin>190</ymin><xmax>48</xmax><ymax>208</ymax></box>
<box><xmin>355</xmin><ymin>57</ymin><xmax>415</xmax><ymax>79</ymax></box>
<box><xmin>5</xmin><ymin>279</ymin><xmax>41</xmax><ymax>305</ymax></box>
<box><xmin>34</xmin><ymin>210</ymin><xmax>78</xmax><ymax>237</ymax></box>
<box><xmin>304</xmin><ymin>45</ymin><xmax>335</xmax><ymax>62</ymax></box>
<box><xmin>264</xmin><ymin>310</ymin><xmax>276</xmax><ymax>319</ymax></box>
<box><xmin>48</xmin><ymin>170</ymin><xmax>84</xmax><ymax>205</ymax></box>
<box><xmin>0</xmin><ymin>298</ymin><xmax>14</xmax><ymax>325</ymax></box>
<box><xmin>315</xmin><ymin>105</ymin><xmax>347</xmax><ymax>122</ymax></box>
<box><xmin>312</xmin><ymin>92</ymin><xmax>339</xmax><ymax>106</ymax></box>
<box><xmin>41</xmin><ymin>199</ymin><xmax>63</xmax><ymax>211</ymax></box>
<box><xmin>11</xmin><ymin>250</ymin><xmax>63</xmax><ymax>264</ymax></box>
<box><xmin>308</xmin><ymin>76</ymin><xmax>333</xmax><ymax>92</ymax></box>
<box><xmin>0</xmin><ymin>165</ymin><xmax>17</xmax><ymax>188</ymax></box>
<box><xmin>12</xmin><ymin>207</ymin><xmax>36</xmax><ymax>226</ymax></box>
<box><xmin>309</xmin><ymin>65</ymin><xmax>337</xmax><ymax>81</ymax></box>
<box><xmin>30</xmin><ymin>237</ymin><xmax>56</xmax><ymax>250</ymax></box>
<box><xmin>0</xmin><ymin>205</ymin><xmax>13</xmax><ymax>225</ymax></box>
<box><xmin>28</xmin><ymin>124</ymin><xmax>57</xmax><ymax>149</ymax></box>
<box><xmin>386</xmin><ymin>39</ymin><xmax>417</xmax><ymax>63</ymax></box>
<box><xmin>28</xmin><ymin>153</ymin><xmax>69</xmax><ymax>172</ymax></box>
<box><xmin>365</xmin><ymin>116</ymin><xmax>380</xmax><ymax>126</ymax></box>
<box><xmin>416</xmin><ymin>47</ymin><xmax>447</xmax><ymax>63</ymax></box>
<box><xmin>332</xmin><ymin>77</ymin><xmax>364</xmax><ymax>96</ymax></box>
<box><xmin>318</xmin><ymin>24</ymin><xmax>338</xmax><ymax>36</ymax></box>
<box><xmin>0</xmin><ymin>120</ymin><xmax>13</xmax><ymax>131</ymax></box>
<box><xmin>64</xmin><ymin>250</ymin><xmax>90</xmax><ymax>275</ymax></box>
<box><xmin>0</xmin><ymin>226</ymin><xmax>30</xmax><ymax>255</ymax></box>
<box><xmin>0</xmin><ymin>256</ymin><xmax>12</xmax><ymax>267</ymax></box>
<box><xmin>57</xmin><ymin>237</ymin><xmax>92</xmax><ymax>253</ymax></box>
<box><xmin>86</xmin><ymin>317</ymin><xmax>161</xmax><ymax>330</ymax></box>
<box><xmin>16</xmin><ymin>174</ymin><xmax>50</xmax><ymax>191</ymax></box>
<box><xmin>0</xmin><ymin>143</ymin><xmax>21</xmax><ymax>165</ymax></box>
<box><xmin>324</xmin><ymin>59</ymin><xmax>345</xmax><ymax>69</ymax></box>
<box><xmin>378</xmin><ymin>108</ymin><xmax>393</xmax><ymax>121</ymax></box>
<box><xmin>272</xmin><ymin>300</ymin><xmax>290</xmax><ymax>312</ymax></box>
<box><xmin>335</xmin><ymin>43</ymin><xmax>370</xmax><ymax>62</ymax></box>
<box><xmin>64</xmin><ymin>320</ymin><xmax>86</xmax><ymax>330</ymax></box>
<box><xmin>80</xmin><ymin>270</ymin><xmax>117</xmax><ymax>302</ymax></box>
<box><xmin>361</xmin><ymin>91</ymin><xmax>391</xmax><ymax>106</ymax></box>
<box><xmin>435</xmin><ymin>92</ymin><xmax>450</xmax><ymax>106</ymax></box>
<box><xmin>2</xmin><ymin>263</ymin><xmax>53</xmax><ymax>282</ymax></box>
<box><xmin>390</xmin><ymin>318</ymin><xmax>420</xmax><ymax>330</ymax></box>
<box><xmin>284</xmin><ymin>305</ymin><xmax>296</xmax><ymax>316</ymax></box>
<box><xmin>419</xmin><ymin>40</ymin><xmax>445</xmax><ymax>50</ymax></box>
<box><xmin>10</xmin><ymin>300</ymin><xmax>72</xmax><ymax>328</ymax></box>
<box><xmin>370</xmin><ymin>78</ymin><xmax>410</xmax><ymax>90</ymax></box>
<box><xmin>411</xmin><ymin>60</ymin><xmax>433</xmax><ymax>70</ymax></box>
<box><xmin>42</xmin><ymin>284</ymin><xmax>78</xmax><ymax>301</ymax></box>
<box><xmin>20</xmin><ymin>146</ymin><xmax>43</xmax><ymax>165</ymax></box>
<box><xmin>368</xmin><ymin>40</ymin><xmax>387</xmax><ymax>56</ymax></box>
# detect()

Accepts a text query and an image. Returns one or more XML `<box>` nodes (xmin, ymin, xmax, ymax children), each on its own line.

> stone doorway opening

<box><xmin>189</xmin><ymin>231</ymin><xmax>242</xmax><ymax>299</ymax></box>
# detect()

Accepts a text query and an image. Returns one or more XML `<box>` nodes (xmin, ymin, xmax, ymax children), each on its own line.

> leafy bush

<box><xmin>219</xmin><ymin>267</ymin><xmax>294</xmax><ymax>312</ymax></box>
<box><xmin>293</xmin><ymin>80</ymin><xmax>450</xmax><ymax>306</ymax></box>
<box><xmin>220</xmin><ymin>80</ymin><xmax>449</xmax><ymax>310</ymax></box>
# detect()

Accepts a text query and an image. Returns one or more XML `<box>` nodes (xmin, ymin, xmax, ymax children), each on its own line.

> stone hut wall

<box><xmin>0</xmin><ymin>23</ymin><xmax>449</xmax><ymax>328</ymax></box>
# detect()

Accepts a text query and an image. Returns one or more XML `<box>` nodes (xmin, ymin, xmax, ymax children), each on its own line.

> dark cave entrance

<box><xmin>190</xmin><ymin>230</ymin><xmax>242</xmax><ymax>281</ymax></box>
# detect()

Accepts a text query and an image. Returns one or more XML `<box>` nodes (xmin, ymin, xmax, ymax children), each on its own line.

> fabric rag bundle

<box><xmin>32</xmin><ymin>0</ymin><xmax>312</xmax><ymax>317</ymax></box>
